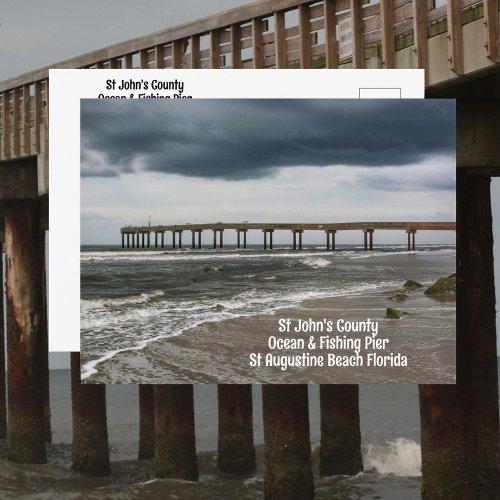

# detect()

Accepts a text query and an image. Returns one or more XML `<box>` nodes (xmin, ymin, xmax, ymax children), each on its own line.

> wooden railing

<box><xmin>1</xmin><ymin>0</ymin><xmax>499</xmax><ymax>162</ymax></box>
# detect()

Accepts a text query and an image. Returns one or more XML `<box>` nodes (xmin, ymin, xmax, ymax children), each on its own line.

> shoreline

<box><xmin>82</xmin><ymin>284</ymin><xmax>456</xmax><ymax>385</ymax></box>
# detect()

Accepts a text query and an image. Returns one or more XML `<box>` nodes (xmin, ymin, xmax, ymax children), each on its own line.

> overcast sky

<box><xmin>81</xmin><ymin>99</ymin><xmax>456</xmax><ymax>245</ymax></box>
<box><xmin>1</xmin><ymin>1</ymin><xmax>497</xmax><ymax>367</ymax></box>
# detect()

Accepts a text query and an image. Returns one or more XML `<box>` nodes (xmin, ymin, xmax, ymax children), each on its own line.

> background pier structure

<box><xmin>1</xmin><ymin>0</ymin><xmax>499</xmax><ymax>496</ymax></box>
<box><xmin>121</xmin><ymin>222</ymin><xmax>456</xmax><ymax>250</ymax></box>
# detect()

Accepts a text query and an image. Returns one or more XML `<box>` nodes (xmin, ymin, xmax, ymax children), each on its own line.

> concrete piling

<box><xmin>138</xmin><ymin>384</ymin><xmax>155</xmax><ymax>460</ymax></box>
<box><xmin>319</xmin><ymin>384</ymin><xmax>363</xmax><ymax>475</ymax></box>
<box><xmin>4</xmin><ymin>200</ymin><xmax>47</xmax><ymax>463</ymax></box>
<box><xmin>419</xmin><ymin>172</ymin><xmax>499</xmax><ymax>499</ymax></box>
<box><xmin>191</xmin><ymin>230</ymin><xmax>196</xmax><ymax>249</ymax></box>
<box><xmin>217</xmin><ymin>384</ymin><xmax>256</xmax><ymax>475</ymax></box>
<box><xmin>154</xmin><ymin>384</ymin><xmax>198</xmax><ymax>480</ymax></box>
<box><xmin>39</xmin><ymin>231</ymin><xmax>51</xmax><ymax>443</ymax></box>
<box><xmin>262</xmin><ymin>384</ymin><xmax>314</xmax><ymax>500</ymax></box>
<box><xmin>70</xmin><ymin>352</ymin><xmax>111</xmax><ymax>475</ymax></box>
<box><xmin>172</xmin><ymin>231</ymin><xmax>176</xmax><ymax>249</ymax></box>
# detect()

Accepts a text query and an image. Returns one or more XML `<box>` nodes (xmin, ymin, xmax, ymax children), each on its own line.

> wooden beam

<box><xmin>299</xmin><ymin>4</ymin><xmax>312</xmax><ymax>68</ymax></box>
<box><xmin>380</xmin><ymin>0</ymin><xmax>395</xmax><ymax>68</ymax></box>
<box><xmin>210</xmin><ymin>30</ymin><xmax>221</xmax><ymax>68</ymax></box>
<box><xmin>253</xmin><ymin>18</ymin><xmax>264</xmax><ymax>68</ymax></box>
<box><xmin>231</xmin><ymin>25</ymin><xmax>242</xmax><ymax>68</ymax></box>
<box><xmin>140</xmin><ymin>49</ymin><xmax>149</xmax><ymax>68</ymax></box>
<box><xmin>22</xmin><ymin>85</ymin><xmax>30</xmax><ymax>156</ymax></box>
<box><xmin>172</xmin><ymin>40</ymin><xmax>183</xmax><ymax>68</ymax></box>
<box><xmin>190</xmin><ymin>36</ymin><xmax>200</xmax><ymax>68</ymax></box>
<box><xmin>34</xmin><ymin>83</ymin><xmax>42</xmax><ymax>153</ymax></box>
<box><xmin>484</xmin><ymin>0</ymin><xmax>499</xmax><ymax>62</ymax></box>
<box><xmin>413</xmin><ymin>0</ymin><xmax>429</xmax><ymax>85</ymax></box>
<box><xmin>155</xmin><ymin>45</ymin><xmax>165</xmax><ymax>69</ymax></box>
<box><xmin>446</xmin><ymin>0</ymin><xmax>464</xmax><ymax>75</ymax></box>
<box><xmin>124</xmin><ymin>54</ymin><xmax>133</xmax><ymax>69</ymax></box>
<box><xmin>1</xmin><ymin>92</ymin><xmax>10</xmax><ymax>159</ymax></box>
<box><xmin>324</xmin><ymin>0</ymin><xmax>338</xmax><ymax>68</ymax></box>
<box><xmin>275</xmin><ymin>11</ymin><xmax>287</xmax><ymax>68</ymax></box>
<box><xmin>12</xmin><ymin>88</ymin><xmax>20</xmax><ymax>158</ymax></box>
<box><xmin>350</xmin><ymin>0</ymin><xmax>364</xmax><ymax>68</ymax></box>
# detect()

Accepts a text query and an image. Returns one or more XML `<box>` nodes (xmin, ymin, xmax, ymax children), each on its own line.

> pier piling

<box><xmin>5</xmin><ymin>200</ymin><xmax>47</xmax><ymax>463</ymax></box>
<box><xmin>70</xmin><ymin>352</ymin><xmax>111</xmax><ymax>475</ymax></box>
<box><xmin>319</xmin><ymin>384</ymin><xmax>363</xmax><ymax>475</ymax></box>
<box><xmin>154</xmin><ymin>384</ymin><xmax>198</xmax><ymax>480</ymax></box>
<box><xmin>39</xmin><ymin>231</ymin><xmax>51</xmax><ymax>443</ymax></box>
<box><xmin>0</xmin><ymin>239</ymin><xmax>6</xmax><ymax>439</ymax></box>
<box><xmin>262</xmin><ymin>384</ymin><xmax>314</xmax><ymax>500</ymax></box>
<box><xmin>138</xmin><ymin>384</ymin><xmax>155</xmax><ymax>460</ymax></box>
<box><xmin>419</xmin><ymin>172</ymin><xmax>499</xmax><ymax>498</ymax></box>
<box><xmin>217</xmin><ymin>384</ymin><xmax>256</xmax><ymax>475</ymax></box>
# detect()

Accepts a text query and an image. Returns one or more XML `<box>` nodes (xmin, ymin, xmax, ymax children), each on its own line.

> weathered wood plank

<box><xmin>34</xmin><ymin>83</ymin><xmax>42</xmax><ymax>153</ymax></box>
<box><xmin>253</xmin><ymin>18</ymin><xmax>264</xmax><ymax>68</ymax></box>
<box><xmin>484</xmin><ymin>0</ymin><xmax>499</xmax><ymax>62</ymax></box>
<box><xmin>413</xmin><ymin>0</ymin><xmax>429</xmax><ymax>79</ymax></box>
<box><xmin>447</xmin><ymin>0</ymin><xmax>464</xmax><ymax>75</ymax></box>
<box><xmin>299</xmin><ymin>4</ymin><xmax>312</xmax><ymax>68</ymax></box>
<box><xmin>324</xmin><ymin>0</ymin><xmax>338</xmax><ymax>68</ymax></box>
<box><xmin>22</xmin><ymin>85</ymin><xmax>30</xmax><ymax>156</ymax></box>
<box><xmin>275</xmin><ymin>11</ymin><xmax>287</xmax><ymax>68</ymax></box>
<box><xmin>172</xmin><ymin>40</ymin><xmax>184</xmax><ymax>68</ymax></box>
<box><xmin>230</xmin><ymin>25</ymin><xmax>242</xmax><ymax>68</ymax></box>
<box><xmin>210</xmin><ymin>31</ymin><xmax>221</xmax><ymax>68</ymax></box>
<box><xmin>350</xmin><ymin>0</ymin><xmax>364</xmax><ymax>68</ymax></box>
<box><xmin>380</xmin><ymin>0</ymin><xmax>394</xmax><ymax>68</ymax></box>
<box><xmin>190</xmin><ymin>36</ymin><xmax>201</xmax><ymax>68</ymax></box>
<box><xmin>12</xmin><ymin>89</ymin><xmax>20</xmax><ymax>158</ymax></box>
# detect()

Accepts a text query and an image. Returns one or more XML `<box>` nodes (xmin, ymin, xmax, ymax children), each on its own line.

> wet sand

<box><xmin>84</xmin><ymin>288</ymin><xmax>455</xmax><ymax>384</ymax></box>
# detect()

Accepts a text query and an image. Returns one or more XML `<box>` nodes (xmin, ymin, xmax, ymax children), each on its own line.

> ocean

<box><xmin>80</xmin><ymin>244</ymin><xmax>456</xmax><ymax>384</ymax></box>
<box><xmin>1</xmin><ymin>371</ymin><xmax>424</xmax><ymax>499</ymax></box>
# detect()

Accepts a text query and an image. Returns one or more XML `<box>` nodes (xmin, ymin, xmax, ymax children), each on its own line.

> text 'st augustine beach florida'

<box><xmin>80</xmin><ymin>99</ymin><xmax>456</xmax><ymax>384</ymax></box>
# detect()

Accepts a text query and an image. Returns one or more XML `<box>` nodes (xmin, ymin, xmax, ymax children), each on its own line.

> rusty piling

<box><xmin>419</xmin><ymin>172</ymin><xmax>499</xmax><ymax>498</ymax></box>
<box><xmin>70</xmin><ymin>352</ymin><xmax>111</xmax><ymax>475</ymax></box>
<box><xmin>154</xmin><ymin>384</ymin><xmax>198</xmax><ymax>480</ymax></box>
<box><xmin>262</xmin><ymin>384</ymin><xmax>314</xmax><ymax>499</ymax></box>
<box><xmin>0</xmin><ymin>246</ymin><xmax>6</xmax><ymax>439</ymax></box>
<box><xmin>138</xmin><ymin>384</ymin><xmax>155</xmax><ymax>460</ymax></box>
<box><xmin>217</xmin><ymin>384</ymin><xmax>256</xmax><ymax>475</ymax></box>
<box><xmin>319</xmin><ymin>384</ymin><xmax>363</xmax><ymax>475</ymax></box>
<box><xmin>5</xmin><ymin>200</ymin><xmax>46</xmax><ymax>463</ymax></box>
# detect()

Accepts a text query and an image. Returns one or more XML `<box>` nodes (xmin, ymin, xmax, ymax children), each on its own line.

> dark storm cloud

<box><xmin>81</xmin><ymin>99</ymin><xmax>455</xmax><ymax>182</ymax></box>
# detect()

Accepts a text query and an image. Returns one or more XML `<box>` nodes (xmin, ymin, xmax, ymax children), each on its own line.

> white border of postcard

<box><xmin>49</xmin><ymin>68</ymin><xmax>424</xmax><ymax>351</ymax></box>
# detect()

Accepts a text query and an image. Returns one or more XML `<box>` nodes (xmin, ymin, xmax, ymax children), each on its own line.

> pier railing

<box><xmin>1</xmin><ymin>0</ymin><xmax>499</xmax><ymax>163</ymax></box>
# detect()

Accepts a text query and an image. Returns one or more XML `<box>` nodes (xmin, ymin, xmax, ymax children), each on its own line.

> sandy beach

<box><xmin>84</xmin><ymin>286</ymin><xmax>455</xmax><ymax>384</ymax></box>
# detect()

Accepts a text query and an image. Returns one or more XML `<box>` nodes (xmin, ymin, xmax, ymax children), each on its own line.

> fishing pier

<box><xmin>1</xmin><ymin>0</ymin><xmax>499</xmax><ymax>498</ymax></box>
<box><xmin>120</xmin><ymin>221</ymin><xmax>456</xmax><ymax>251</ymax></box>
